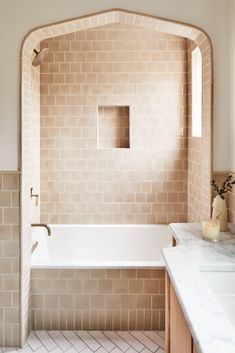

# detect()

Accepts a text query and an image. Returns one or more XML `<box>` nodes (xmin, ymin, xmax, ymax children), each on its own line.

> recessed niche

<box><xmin>98</xmin><ymin>106</ymin><xmax>130</xmax><ymax>149</ymax></box>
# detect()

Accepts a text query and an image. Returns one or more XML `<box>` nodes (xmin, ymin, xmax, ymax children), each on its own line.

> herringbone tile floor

<box><xmin>0</xmin><ymin>331</ymin><xmax>165</xmax><ymax>353</ymax></box>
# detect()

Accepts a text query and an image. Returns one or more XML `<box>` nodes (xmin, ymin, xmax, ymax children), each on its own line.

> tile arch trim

<box><xmin>21</xmin><ymin>8</ymin><xmax>213</xmax><ymax>53</ymax></box>
<box><xmin>20</xmin><ymin>7</ymin><xmax>213</xmax><ymax>347</ymax></box>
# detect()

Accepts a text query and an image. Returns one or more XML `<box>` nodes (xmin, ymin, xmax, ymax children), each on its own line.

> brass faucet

<box><xmin>31</xmin><ymin>223</ymin><xmax>51</xmax><ymax>236</ymax></box>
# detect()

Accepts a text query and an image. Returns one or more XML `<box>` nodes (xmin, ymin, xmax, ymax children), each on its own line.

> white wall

<box><xmin>0</xmin><ymin>0</ymin><xmax>230</xmax><ymax>170</ymax></box>
<box><xmin>229</xmin><ymin>0</ymin><xmax>235</xmax><ymax>172</ymax></box>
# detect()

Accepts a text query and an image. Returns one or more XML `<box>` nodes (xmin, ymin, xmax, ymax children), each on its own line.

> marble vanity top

<box><xmin>162</xmin><ymin>223</ymin><xmax>235</xmax><ymax>353</ymax></box>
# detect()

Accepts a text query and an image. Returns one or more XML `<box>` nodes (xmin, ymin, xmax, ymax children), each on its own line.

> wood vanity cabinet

<box><xmin>165</xmin><ymin>272</ymin><xmax>199</xmax><ymax>353</ymax></box>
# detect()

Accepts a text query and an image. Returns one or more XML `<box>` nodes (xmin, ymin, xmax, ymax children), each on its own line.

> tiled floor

<box><xmin>1</xmin><ymin>331</ymin><xmax>165</xmax><ymax>353</ymax></box>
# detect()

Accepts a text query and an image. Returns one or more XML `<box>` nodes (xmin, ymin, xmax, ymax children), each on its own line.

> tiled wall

<box><xmin>31</xmin><ymin>55</ymin><xmax>41</xmax><ymax>223</ymax></box>
<box><xmin>21</xmin><ymin>42</ymin><xmax>41</xmax><ymax>345</ymax></box>
<box><xmin>40</xmin><ymin>23</ymin><xmax>188</xmax><ymax>224</ymax></box>
<box><xmin>31</xmin><ymin>268</ymin><xmax>165</xmax><ymax>331</ymax></box>
<box><xmin>0</xmin><ymin>172</ymin><xmax>20</xmax><ymax>346</ymax></box>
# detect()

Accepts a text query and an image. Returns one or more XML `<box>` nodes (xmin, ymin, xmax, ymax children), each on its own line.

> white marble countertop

<box><xmin>162</xmin><ymin>223</ymin><xmax>235</xmax><ymax>353</ymax></box>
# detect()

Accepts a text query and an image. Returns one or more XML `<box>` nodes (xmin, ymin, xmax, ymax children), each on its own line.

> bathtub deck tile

<box><xmin>1</xmin><ymin>331</ymin><xmax>165</xmax><ymax>353</ymax></box>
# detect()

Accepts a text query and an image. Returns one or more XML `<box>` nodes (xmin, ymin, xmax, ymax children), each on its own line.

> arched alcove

<box><xmin>20</xmin><ymin>9</ymin><xmax>213</xmax><ymax>345</ymax></box>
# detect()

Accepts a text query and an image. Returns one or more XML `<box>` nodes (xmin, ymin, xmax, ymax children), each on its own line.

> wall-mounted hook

<box><xmin>30</xmin><ymin>187</ymin><xmax>39</xmax><ymax>207</ymax></box>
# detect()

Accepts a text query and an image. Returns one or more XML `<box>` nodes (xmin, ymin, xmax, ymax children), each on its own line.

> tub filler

<box><xmin>31</xmin><ymin>224</ymin><xmax>172</xmax><ymax>331</ymax></box>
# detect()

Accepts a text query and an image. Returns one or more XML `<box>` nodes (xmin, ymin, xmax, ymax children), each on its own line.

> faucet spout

<box><xmin>31</xmin><ymin>223</ymin><xmax>51</xmax><ymax>236</ymax></box>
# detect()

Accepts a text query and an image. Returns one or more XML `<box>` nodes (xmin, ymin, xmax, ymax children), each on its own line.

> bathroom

<box><xmin>0</xmin><ymin>1</ymin><xmax>235</xmax><ymax>353</ymax></box>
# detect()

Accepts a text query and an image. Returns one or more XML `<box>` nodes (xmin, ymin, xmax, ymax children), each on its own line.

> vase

<box><xmin>212</xmin><ymin>195</ymin><xmax>228</xmax><ymax>231</ymax></box>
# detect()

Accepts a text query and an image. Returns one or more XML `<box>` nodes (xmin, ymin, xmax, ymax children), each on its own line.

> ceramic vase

<box><xmin>212</xmin><ymin>195</ymin><xmax>228</xmax><ymax>231</ymax></box>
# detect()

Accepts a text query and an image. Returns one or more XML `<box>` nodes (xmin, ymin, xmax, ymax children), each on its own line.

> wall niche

<box><xmin>98</xmin><ymin>106</ymin><xmax>130</xmax><ymax>149</ymax></box>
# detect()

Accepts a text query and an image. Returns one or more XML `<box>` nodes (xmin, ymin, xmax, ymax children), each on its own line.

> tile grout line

<box><xmin>89</xmin><ymin>332</ymin><xmax>114</xmax><ymax>353</ymax></box>
<box><xmin>27</xmin><ymin>332</ymin><xmax>43</xmax><ymax>352</ymax></box>
<box><xmin>128</xmin><ymin>332</ymin><xmax>155</xmax><ymax>352</ymax></box>
<box><xmin>47</xmin><ymin>332</ymin><xmax>64</xmax><ymax>352</ymax></box>
<box><xmin>60</xmin><ymin>331</ymin><xmax>85</xmax><ymax>353</ymax></box>
<box><xmin>47</xmin><ymin>331</ymin><xmax>73</xmax><ymax>353</ymax></box>
<box><xmin>141</xmin><ymin>332</ymin><xmax>162</xmax><ymax>350</ymax></box>
<box><xmin>74</xmin><ymin>331</ymin><xmax>103</xmax><ymax>353</ymax></box>
<box><xmin>102</xmin><ymin>332</ymin><xmax>129</xmax><ymax>353</ymax></box>
<box><xmin>34</xmin><ymin>332</ymin><xmax>57</xmax><ymax>352</ymax></box>
<box><xmin>119</xmin><ymin>331</ymin><xmax>162</xmax><ymax>353</ymax></box>
<box><xmin>115</xmin><ymin>332</ymin><xmax>144</xmax><ymax>353</ymax></box>
<box><xmin>143</xmin><ymin>332</ymin><xmax>164</xmax><ymax>350</ymax></box>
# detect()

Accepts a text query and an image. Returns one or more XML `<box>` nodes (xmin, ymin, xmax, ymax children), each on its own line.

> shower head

<box><xmin>32</xmin><ymin>48</ymin><xmax>49</xmax><ymax>67</ymax></box>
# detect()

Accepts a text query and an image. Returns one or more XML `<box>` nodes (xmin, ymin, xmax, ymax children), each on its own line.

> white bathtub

<box><xmin>31</xmin><ymin>224</ymin><xmax>172</xmax><ymax>269</ymax></box>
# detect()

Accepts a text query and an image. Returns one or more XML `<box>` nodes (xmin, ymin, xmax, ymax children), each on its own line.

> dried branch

<box><xmin>210</xmin><ymin>175</ymin><xmax>235</xmax><ymax>199</ymax></box>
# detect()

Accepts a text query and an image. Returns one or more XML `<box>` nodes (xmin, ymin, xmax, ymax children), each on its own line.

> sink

<box><xmin>200</xmin><ymin>269</ymin><xmax>235</xmax><ymax>326</ymax></box>
<box><xmin>200</xmin><ymin>270</ymin><xmax>235</xmax><ymax>294</ymax></box>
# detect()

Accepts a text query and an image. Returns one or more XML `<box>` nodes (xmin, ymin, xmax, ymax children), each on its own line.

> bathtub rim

<box><xmin>31</xmin><ymin>260</ymin><xmax>166</xmax><ymax>269</ymax></box>
<box><xmin>45</xmin><ymin>223</ymin><xmax>172</xmax><ymax>228</ymax></box>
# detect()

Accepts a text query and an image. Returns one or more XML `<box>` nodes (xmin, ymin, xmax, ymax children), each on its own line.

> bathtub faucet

<box><xmin>31</xmin><ymin>223</ymin><xmax>51</xmax><ymax>236</ymax></box>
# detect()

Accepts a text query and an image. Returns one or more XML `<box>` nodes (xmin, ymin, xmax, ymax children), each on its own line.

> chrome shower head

<box><xmin>32</xmin><ymin>48</ymin><xmax>49</xmax><ymax>67</ymax></box>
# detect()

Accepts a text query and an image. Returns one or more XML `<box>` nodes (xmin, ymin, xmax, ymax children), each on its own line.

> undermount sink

<box><xmin>200</xmin><ymin>270</ymin><xmax>235</xmax><ymax>294</ymax></box>
<box><xmin>200</xmin><ymin>269</ymin><xmax>235</xmax><ymax>326</ymax></box>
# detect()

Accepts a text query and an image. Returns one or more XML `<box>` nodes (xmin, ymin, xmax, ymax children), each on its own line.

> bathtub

<box><xmin>31</xmin><ymin>224</ymin><xmax>172</xmax><ymax>331</ymax></box>
<box><xmin>31</xmin><ymin>224</ymin><xmax>172</xmax><ymax>269</ymax></box>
